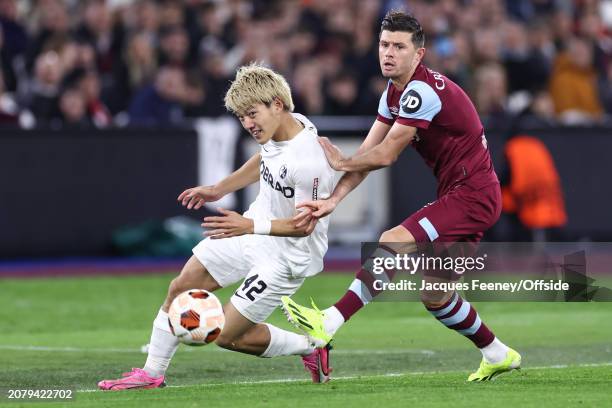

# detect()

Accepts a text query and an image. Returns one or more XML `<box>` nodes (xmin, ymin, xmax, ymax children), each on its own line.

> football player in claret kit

<box><xmin>283</xmin><ymin>11</ymin><xmax>521</xmax><ymax>381</ymax></box>
<box><xmin>98</xmin><ymin>64</ymin><xmax>335</xmax><ymax>390</ymax></box>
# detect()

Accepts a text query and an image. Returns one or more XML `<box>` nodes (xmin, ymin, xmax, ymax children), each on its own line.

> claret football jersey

<box><xmin>377</xmin><ymin>63</ymin><xmax>498</xmax><ymax>196</ymax></box>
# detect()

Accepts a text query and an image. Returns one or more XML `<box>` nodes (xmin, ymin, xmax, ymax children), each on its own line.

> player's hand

<box><xmin>292</xmin><ymin>207</ymin><xmax>319</xmax><ymax>235</ymax></box>
<box><xmin>201</xmin><ymin>208</ymin><xmax>253</xmax><ymax>239</ymax></box>
<box><xmin>319</xmin><ymin>137</ymin><xmax>346</xmax><ymax>170</ymax></box>
<box><xmin>294</xmin><ymin>199</ymin><xmax>337</xmax><ymax>224</ymax></box>
<box><xmin>302</xmin><ymin>212</ymin><xmax>319</xmax><ymax>235</ymax></box>
<box><xmin>178</xmin><ymin>185</ymin><xmax>223</xmax><ymax>210</ymax></box>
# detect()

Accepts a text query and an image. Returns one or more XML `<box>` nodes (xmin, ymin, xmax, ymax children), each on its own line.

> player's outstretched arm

<box><xmin>178</xmin><ymin>152</ymin><xmax>261</xmax><ymax>210</ymax></box>
<box><xmin>201</xmin><ymin>208</ymin><xmax>316</xmax><ymax>239</ymax></box>
<box><xmin>268</xmin><ymin>210</ymin><xmax>317</xmax><ymax>237</ymax></box>
<box><xmin>322</xmin><ymin>123</ymin><xmax>416</xmax><ymax>173</ymax></box>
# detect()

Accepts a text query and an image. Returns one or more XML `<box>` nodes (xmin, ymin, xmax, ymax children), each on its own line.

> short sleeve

<box><xmin>397</xmin><ymin>80</ymin><xmax>442</xmax><ymax>129</ymax></box>
<box><xmin>290</xmin><ymin>158</ymin><xmax>330</xmax><ymax>207</ymax></box>
<box><xmin>376</xmin><ymin>86</ymin><xmax>394</xmax><ymax>125</ymax></box>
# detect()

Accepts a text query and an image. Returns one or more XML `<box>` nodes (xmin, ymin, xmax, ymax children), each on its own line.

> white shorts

<box><xmin>192</xmin><ymin>235</ymin><xmax>306</xmax><ymax>323</ymax></box>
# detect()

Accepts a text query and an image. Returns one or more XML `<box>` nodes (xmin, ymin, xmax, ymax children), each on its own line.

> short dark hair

<box><xmin>380</xmin><ymin>11</ymin><xmax>425</xmax><ymax>48</ymax></box>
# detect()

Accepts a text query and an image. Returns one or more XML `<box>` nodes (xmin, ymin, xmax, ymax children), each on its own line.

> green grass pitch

<box><xmin>1</xmin><ymin>272</ymin><xmax>611</xmax><ymax>407</ymax></box>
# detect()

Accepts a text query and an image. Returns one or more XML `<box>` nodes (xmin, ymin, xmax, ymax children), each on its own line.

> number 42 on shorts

<box><xmin>234</xmin><ymin>274</ymin><xmax>268</xmax><ymax>301</ymax></box>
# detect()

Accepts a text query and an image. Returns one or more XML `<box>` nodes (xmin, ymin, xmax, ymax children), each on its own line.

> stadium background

<box><xmin>1</xmin><ymin>1</ymin><xmax>611</xmax><ymax>406</ymax></box>
<box><xmin>2</xmin><ymin>0</ymin><xmax>612</xmax><ymax>261</ymax></box>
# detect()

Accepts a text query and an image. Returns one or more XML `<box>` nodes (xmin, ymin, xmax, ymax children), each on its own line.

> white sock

<box><xmin>480</xmin><ymin>337</ymin><xmax>509</xmax><ymax>364</ymax></box>
<box><xmin>260</xmin><ymin>323</ymin><xmax>315</xmax><ymax>358</ymax></box>
<box><xmin>323</xmin><ymin>306</ymin><xmax>345</xmax><ymax>336</ymax></box>
<box><xmin>143</xmin><ymin>309</ymin><xmax>180</xmax><ymax>377</ymax></box>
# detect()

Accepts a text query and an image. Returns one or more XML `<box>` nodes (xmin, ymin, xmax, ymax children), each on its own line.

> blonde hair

<box><xmin>224</xmin><ymin>63</ymin><xmax>294</xmax><ymax>115</ymax></box>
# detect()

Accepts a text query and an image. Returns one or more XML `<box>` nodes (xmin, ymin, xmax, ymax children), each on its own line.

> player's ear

<box><xmin>272</xmin><ymin>97</ymin><xmax>284</xmax><ymax>113</ymax></box>
<box><xmin>414</xmin><ymin>47</ymin><xmax>425</xmax><ymax>65</ymax></box>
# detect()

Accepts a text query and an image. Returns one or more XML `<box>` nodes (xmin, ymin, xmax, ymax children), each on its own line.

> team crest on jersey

<box><xmin>260</xmin><ymin>161</ymin><xmax>295</xmax><ymax>198</ymax></box>
<box><xmin>401</xmin><ymin>89</ymin><xmax>422</xmax><ymax>114</ymax></box>
<box><xmin>279</xmin><ymin>165</ymin><xmax>287</xmax><ymax>179</ymax></box>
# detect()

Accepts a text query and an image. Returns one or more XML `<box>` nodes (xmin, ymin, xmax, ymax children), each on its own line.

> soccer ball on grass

<box><xmin>168</xmin><ymin>289</ymin><xmax>225</xmax><ymax>346</ymax></box>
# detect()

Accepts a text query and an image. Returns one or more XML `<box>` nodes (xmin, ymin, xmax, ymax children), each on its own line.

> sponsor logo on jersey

<box><xmin>260</xmin><ymin>161</ymin><xmax>295</xmax><ymax>198</ymax></box>
<box><xmin>279</xmin><ymin>165</ymin><xmax>287</xmax><ymax>179</ymax></box>
<box><xmin>401</xmin><ymin>89</ymin><xmax>422</xmax><ymax>114</ymax></box>
<box><xmin>312</xmin><ymin>178</ymin><xmax>319</xmax><ymax>200</ymax></box>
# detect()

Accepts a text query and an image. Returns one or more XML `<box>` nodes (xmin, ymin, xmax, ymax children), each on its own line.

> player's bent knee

<box><xmin>214</xmin><ymin>333</ymin><xmax>239</xmax><ymax>350</ymax></box>
<box><xmin>163</xmin><ymin>257</ymin><xmax>222</xmax><ymax>311</ymax></box>
<box><xmin>167</xmin><ymin>277</ymin><xmax>186</xmax><ymax>299</ymax></box>
<box><xmin>379</xmin><ymin>230</ymin><xmax>396</xmax><ymax>243</ymax></box>
<box><xmin>175</xmin><ymin>256</ymin><xmax>221</xmax><ymax>292</ymax></box>
<box><xmin>379</xmin><ymin>226</ymin><xmax>417</xmax><ymax>254</ymax></box>
<box><xmin>420</xmin><ymin>290</ymin><xmax>453</xmax><ymax>309</ymax></box>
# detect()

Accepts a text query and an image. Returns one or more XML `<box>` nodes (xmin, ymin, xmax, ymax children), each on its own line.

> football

<box><xmin>168</xmin><ymin>289</ymin><xmax>225</xmax><ymax>346</ymax></box>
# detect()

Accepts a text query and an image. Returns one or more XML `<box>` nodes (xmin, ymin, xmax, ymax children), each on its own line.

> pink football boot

<box><xmin>98</xmin><ymin>368</ymin><xmax>165</xmax><ymax>391</ymax></box>
<box><xmin>301</xmin><ymin>344</ymin><xmax>332</xmax><ymax>383</ymax></box>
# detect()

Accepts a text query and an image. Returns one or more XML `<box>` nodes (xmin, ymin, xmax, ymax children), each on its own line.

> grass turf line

<box><xmin>1</xmin><ymin>272</ymin><xmax>611</xmax><ymax>407</ymax></box>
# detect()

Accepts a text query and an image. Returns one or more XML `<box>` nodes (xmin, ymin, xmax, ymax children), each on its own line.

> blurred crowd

<box><xmin>1</xmin><ymin>0</ymin><xmax>611</xmax><ymax>129</ymax></box>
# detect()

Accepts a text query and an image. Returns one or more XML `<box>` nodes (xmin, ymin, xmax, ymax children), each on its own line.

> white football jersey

<box><xmin>243</xmin><ymin>113</ymin><xmax>335</xmax><ymax>277</ymax></box>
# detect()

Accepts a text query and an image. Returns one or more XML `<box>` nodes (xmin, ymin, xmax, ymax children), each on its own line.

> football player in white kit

<box><xmin>98</xmin><ymin>64</ymin><xmax>336</xmax><ymax>390</ymax></box>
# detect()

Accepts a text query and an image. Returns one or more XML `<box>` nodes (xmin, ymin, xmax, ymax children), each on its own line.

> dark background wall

<box><xmin>0</xmin><ymin>125</ymin><xmax>609</xmax><ymax>257</ymax></box>
<box><xmin>0</xmin><ymin>129</ymin><xmax>198</xmax><ymax>257</ymax></box>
